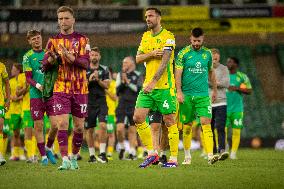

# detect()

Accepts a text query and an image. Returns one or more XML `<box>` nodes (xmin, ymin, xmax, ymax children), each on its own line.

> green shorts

<box><xmin>10</xmin><ymin>114</ymin><xmax>22</xmax><ymax>130</ymax></box>
<box><xmin>226</xmin><ymin>112</ymin><xmax>244</xmax><ymax>129</ymax></box>
<box><xmin>179</xmin><ymin>95</ymin><xmax>212</xmax><ymax>124</ymax></box>
<box><xmin>136</xmin><ymin>89</ymin><xmax>176</xmax><ymax>115</ymax></box>
<box><xmin>0</xmin><ymin>106</ymin><xmax>5</xmax><ymax>118</ymax></box>
<box><xmin>22</xmin><ymin>110</ymin><xmax>34</xmax><ymax>128</ymax></box>
<box><xmin>3</xmin><ymin>118</ymin><xmax>12</xmax><ymax>136</ymax></box>
<box><xmin>192</xmin><ymin>117</ymin><xmax>201</xmax><ymax>127</ymax></box>
<box><xmin>106</xmin><ymin>115</ymin><xmax>116</xmax><ymax>134</ymax></box>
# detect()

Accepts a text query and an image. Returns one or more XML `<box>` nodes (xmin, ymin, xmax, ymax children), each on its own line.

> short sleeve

<box><xmin>137</xmin><ymin>34</ymin><xmax>146</xmax><ymax>54</ymax></box>
<box><xmin>22</xmin><ymin>53</ymin><xmax>32</xmax><ymax>72</ymax></box>
<box><xmin>208</xmin><ymin>50</ymin><xmax>213</xmax><ymax>71</ymax></box>
<box><xmin>1</xmin><ymin>64</ymin><xmax>8</xmax><ymax>80</ymax></box>
<box><xmin>242</xmin><ymin>73</ymin><xmax>252</xmax><ymax>89</ymax></box>
<box><xmin>163</xmin><ymin>33</ymin><xmax>175</xmax><ymax>51</ymax></box>
<box><xmin>18</xmin><ymin>73</ymin><xmax>26</xmax><ymax>88</ymax></box>
<box><xmin>175</xmin><ymin>50</ymin><xmax>184</xmax><ymax>70</ymax></box>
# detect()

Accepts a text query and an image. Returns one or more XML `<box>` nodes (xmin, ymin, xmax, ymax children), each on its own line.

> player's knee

<box><xmin>133</xmin><ymin>114</ymin><xmax>144</xmax><ymax>124</ymax></box>
<box><xmin>151</xmin><ymin>124</ymin><xmax>159</xmax><ymax>132</ymax></box>
<box><xmin>163</xmin><ymin>116</ymin><xmax>175</xmax><ymax>127</ymax></box>
<box><xmin>117</xmin><ymin>125</ymin><xmax>124</xmax><ymax>133</ymax></box>
<box><xmin>100</xmin><ymin>123</ymin><xmax>107</xmax><ymax>131</ymax></box>
<box><xmin>74</xmin><ymin>126</ymin><xmax>84</xmax><ymax>133</ymax></box>
<box><xmin>200</xmin><ymin>118</ymin><xmax>211</xmax><ymax>125</ymax></box>
<box><xmin>13</xmin><ymin>130</ymin><xmax>20</xmax><ymax>138</ymax></box>
<box><xmin>34</xmin><ymin>126</ymin><xmax>43</xmax><ymax>133</ymax></box>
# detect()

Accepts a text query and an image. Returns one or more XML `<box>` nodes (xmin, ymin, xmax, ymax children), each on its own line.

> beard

<box><xmin>192</xmin><ymin>44</ymin><xmax>201</xmax><ymax>50</ymax></box>
<box><xmin>147</xmin><ymin>22</ymin><xmax>156</xmax><ymax>30</ymax></box>
<box><xmin>91</xmin><ymin>59</ymin><xmax>98</xmax><ymax>64</ymax></box>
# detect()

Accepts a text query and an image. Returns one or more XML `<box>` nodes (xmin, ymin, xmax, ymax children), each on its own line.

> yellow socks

<box><xmin>183</xmin><ymin>124</ymin><xmax>192</xmax><ymax>151</ymax></box>
<box><xmin>136</xmin><ymin>122</ymin><xmax>153</xmax><ymax>153</ymax></box>
<box><xmin>0</xmin><ymin>133</ymin><xmax>3</xmax><ymax>155</ymax></box>
<box><xmin>202</xmin><ymin>124</ymin><xmax>214</xmax><ymax>156</ymax></box>
<box><xmin>3</xmin><ymin>137</ymin><xmax>8</xmax><ymax>156</ymax></box>
<box><xmin>31</xmin><ymin>136</ymin><xmax>37</xmax><ymax>156</ymax></box>
<box><xmin>168</xmin><ymin>124</ymin><xmax>179</xmax><ymax>159</ymax></box>
<box><xmin>232</xmin><ymin>128</ymin><xmax>241</xmax><ymax>153</ymax></box>
<box><xmin>107</xmin><ymin>146</ymin><xmax>114</xmax><ymax>156</ymax></box>
<box><xmin>24</xmin><ymin>139</ymin><xmax>33</xmax><ymax>159</ymax></box>
<box><xmin>68</xmin><ymin>134</ymin><xmax>73</xmax><ymax>156</ymax></box>
<box><xmin>14</xmin><ymin>146</ymin><xmax>20</xmax><ymax>157</ymax></box>
<box><xmin>53</xmin><ymin>138</ymin><xmax>59</xmax><ymax>155</ymax></box>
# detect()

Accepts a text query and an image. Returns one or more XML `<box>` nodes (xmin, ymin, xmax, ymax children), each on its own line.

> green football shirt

<box><xmin>175</xmin><ymin>45</ymin><xmax>213</xmax><ymax>96</ymax></box>
<box><xmin>22</xmin><ymin>49</ymin><xmax>45</xmax><ymax>99</ymax></box>
<box><xmin>226</xmin><ymin>71</ymin><xmax>252</xmax><ymax>113</ymax></box>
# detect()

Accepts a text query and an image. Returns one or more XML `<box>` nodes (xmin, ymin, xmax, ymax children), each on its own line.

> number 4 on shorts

<box><xmin>163</xmin><ymin>100</ymin><xmax>169</xmax><ymax>109</ymax></box>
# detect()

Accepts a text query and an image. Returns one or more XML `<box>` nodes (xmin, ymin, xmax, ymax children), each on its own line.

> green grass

<box><xmin>0</xmin><ymin>149</ymin><xmax>284</xmax><ymax>189</ymax></box>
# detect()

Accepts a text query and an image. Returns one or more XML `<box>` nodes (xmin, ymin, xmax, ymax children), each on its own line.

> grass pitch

<box><xmin>0</xmin><ymin>149</ymin><xmax>283</xmax><ymax>189</ymax></box>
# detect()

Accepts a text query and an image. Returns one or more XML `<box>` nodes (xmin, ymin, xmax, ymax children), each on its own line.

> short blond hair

<box><xmin>26</xmin><ymin>29</ymin><xmax>41</xmax><ymax>40</ymax></box>
<box><xmin>211</xmin><ymin>48</ymin><xmax>220</xmax><ymax>55</ymax></box>
<box><xmin>57</xmin><ymin>6</ymin><xmax>74</xmax><ymax>16</ymax></box>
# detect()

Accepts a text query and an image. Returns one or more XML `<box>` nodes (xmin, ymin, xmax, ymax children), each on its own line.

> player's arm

<box><xmin>23</xmin><ymin>54</ymin><xmax>43</xmax><ymax>92</ymax></box>
<box><xmin>4</xmin><ymin>77</ymin><xmax>10</xmax><ymax>111</ymax></box>
<box><xmin>42</xmin><ymin>39</ymin><xmax>58</xmax><ymax>71</ymax></box>
<box><xmin>209</xmin><ymin>68</ymin><xmax>217</xmax><ymax>103</ymax></box>
<box><xmin>143</xmin><ymin>50</ymin><xmax>171</xmax><ymax>93</ymax></box>
<box><xmin>11</xmin><ymin>94</ymin><xmax>23</xmax><ymax>102</ymax></box>
<box><xmin>175</xmin><ymin>68</ymin><xmax>183</xmax><ymax>103</ymax></box>
<box><xmin>16</xmin><ymin>85</ymin><xmax>28</xmax><ymax>97</ymax></box>
<box><xmin>61</xmin><ymin>37</ymin><xmax>90</xmax><ymax>69</ymax></box>
<box><xmin>229</xmin><ymin>74</ymin><xmax>252</xmax><ymax>95</ymax></box>
<box><xmin>127</xmin><ymin>72</ymin><xmax>141</xmax><ymax>93</ymax></box>
<box><xmin>105</xmin><ymin>84</ymin><xmax>118</xmax><ymax>101</ymax></box>
<box><xmin>135</xmin><ymin>35</ymin><xmax>163</xmax><ymax>64</ymax></box>
<box><xmin>239</xmin><ymin>74</ymin><xmax>252</xmax><ymax>95</ymax></box>
<box><xmin>25</xmin><ymin>71</ymin><xmax>43</xmax><ymax>92</ymax></box>
<box><xmin>239</xmin><ymin>87</ymin><xmax>252</xmax><ymax>95</ymax></box>
<box><xmin>97</xmin><ymin>68</ymin><xmax>110</xmax><ymax>89</ymax></box>
<box><xmin>136</xmin><ymin>50</ymin><xmax>163</xmax><ymax>64</ymax></box>
<box><xmin>175</xmin><ymin>51</ymin><xmax>184</xmax><ymax>103</ymax></box>
<box><xmin>115</xmin><ymin>72</ymin><xmax>124</xmax><ymax>95</ymax></box>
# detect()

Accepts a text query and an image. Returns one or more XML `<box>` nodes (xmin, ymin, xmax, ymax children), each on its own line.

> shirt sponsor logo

<box><xmin>188</xmin><ymin>62</ymin><xmax>207</xmax><ymax>74</ymax></box>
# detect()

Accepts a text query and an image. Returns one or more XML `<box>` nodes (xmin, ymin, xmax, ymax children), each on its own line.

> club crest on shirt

<box><xmin>72</xmin><ymin>39</ymin><xmax>79</xmax><ymax>53</ymax></box>
<box><xmin>202</xmin><ymin>53</ymin><xmax>207</xmax><ymax>59</ymax></box>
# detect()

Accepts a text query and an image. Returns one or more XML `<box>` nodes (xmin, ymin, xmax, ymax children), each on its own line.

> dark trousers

<box><xmin>211</xmin><ymin>105</ymin><xmax>227</xmax><ymax>154</ymax></box>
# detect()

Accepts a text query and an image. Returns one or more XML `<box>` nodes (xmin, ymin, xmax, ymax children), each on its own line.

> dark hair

<box><xmin>91</xmin><ymin>47</ymin><xmax>100</xmax><ymax>54</ymax></box>
<box><xmin>12</xmin><ymin>63</ymin><xmax>23</xmax><ymax>73</ymax></box>
<box><xmin>26</xmin><ymin>29</ymin><xmax>41</xmax><ymax>40</ymax></box>
<box><xmin>229</xmin><ymin>57</ymin><xmax>240</xmax><ymax>65</ymax></box>
<box><xmin>191</xmin><ymin>27</ymin><xmax>204</xmax><ymax>37</ymax></box>
<box><xmin>146</xmin><ymin>7</ymin><xmax>161</xmax><ymax>16</ymax></box>
<box><xmin>108</xmin><ymin>67</ymin><xmax>113</xmax><ymax>74</ymax></box>
<box><xmin>57</xmin><ymin>6</ymin><xmax>74</xmax><ymax>16</ymax></box>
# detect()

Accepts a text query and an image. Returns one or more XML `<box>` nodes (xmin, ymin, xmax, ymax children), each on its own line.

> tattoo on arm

<box><xmin>152</xmin><ymin>50</ymin><xmax>171</xmax><ymax>82</ymax></box>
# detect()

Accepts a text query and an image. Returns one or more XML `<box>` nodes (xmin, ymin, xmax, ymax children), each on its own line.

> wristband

<box><xmin>36</xmin><ymin>83</ymin><xmax>42</xmax><ymax>90</ymax></box>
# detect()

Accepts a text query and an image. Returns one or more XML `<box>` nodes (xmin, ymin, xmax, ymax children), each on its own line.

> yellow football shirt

<box><xmin>137</xmin><ymin>28</ymin><xmax>176</xmax><ymax>90</ymax></box>
<box><xmin>9</xmin><ymin>77</ymin><xmax>22</xmax><ymax>115</ymax></box>
<box><xmin>18</xmin><ymin>73</ymin><xmax>30</xmax><ymax>112</ymax></box>
<box><xmin>106</xmin><ymin>80</ymin><xmax>117</xmax><ymax>115</ymax></box>
<box><xmin>0</xmin><ymin>62</ymin><xmax>8</xmax><ymax>106</ymax></box>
